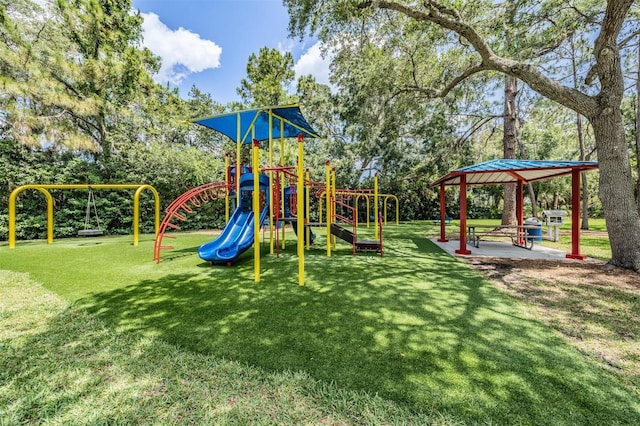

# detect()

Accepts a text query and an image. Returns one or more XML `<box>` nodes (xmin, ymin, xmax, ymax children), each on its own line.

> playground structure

<box><xmin>153</xmin><ymin>104</ymin><xmax>395</xmax><ymax>286</ymax></box>
<box><xmin>8</xmin><ymin>184</ymin><xmax>160</xmax><ymax>248</ymax></box>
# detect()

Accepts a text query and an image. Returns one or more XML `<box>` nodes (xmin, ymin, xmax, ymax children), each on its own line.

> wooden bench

<box><xmin>467</xmin><ymin>225</ymin><xmax>539</xmax><ymax>250</ymax></box>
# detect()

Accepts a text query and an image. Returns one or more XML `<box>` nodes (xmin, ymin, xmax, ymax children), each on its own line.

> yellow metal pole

<box><xmin>297</xmin><ymin>134</ymin><xmax>305</xmax><ymax>286</ymax></box>
<box><xmin>46</xmin><ymin>190</ymin><xmax>54</xmax><ymax>244</ymax></box>
<box><xmin>133</xmin><ymin>185</ymin><xmax>161</xmax><ymax>246</ymax></box>
<box><xmin>374</xmin><ymin>173</ymin><xmax>379</xmax><ymax>240</ymax></box>
<box><xmin>366</xmin><ymin>195</ymin><xmax>371</xmax><ymax>227</ymax></box>
<box><xmin>252</xmin><ymin>138</ymin><xmax>260</xmax><ymax>283</ymax></box>
<box><xmin>48</xmin><ymin>192</ymin><xmax>54</xmax><ymax>244</ymax></box>
<box><xmin>325</xmin><ymin>161</ymin><xmax>331</xmax><ymax>257</ymax></box>
<box><xmin>9</xmin><ymin>187</ymin><xmax>53</xmax><ymax>248</ymax></box>
<box><xmin>380</xmin><ymin>195</ymin><xmax>399</xmax><ymax>225</ymax></box>
<box><xmin>269</xmin><ymin>110</ymin><xmax>275</xmax><ymax>255</ymax></box>
<box><xmin>240</xmin><ymin>108</ymin><xmax>269</xmax><ymax>144</ymax></box>
<box><xmin>305</xmin><ymin>168</ymin><xmax>311</xmax><ymax>250</ymax></box>
<box><xmin>225</xmin><ymin>153</ymin><xmax>230</xmax><ymax>223</ymax></box>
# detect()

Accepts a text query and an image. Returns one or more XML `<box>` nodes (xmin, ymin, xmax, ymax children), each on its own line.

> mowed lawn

<box><xmin>1</xmin><ymin>222</ymin><xmax>639</xmax><ymax>424</ymax></box>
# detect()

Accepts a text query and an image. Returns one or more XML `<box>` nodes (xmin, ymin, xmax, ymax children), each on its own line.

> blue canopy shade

<box><xmin>192</xmin><ymin>104</ymin><xmax>320</xmax><ymax>143</ymax></box>
<box><xmin>431</xmin><ymin>159</ymin><xmax>599</xmax><ymax>187</ymax></box>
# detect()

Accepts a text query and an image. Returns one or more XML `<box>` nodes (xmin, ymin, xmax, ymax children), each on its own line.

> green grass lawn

<box><xmin>1</xmin><ymin>222</ymin><xmax>638</xmax><ymax>424</ymax></box>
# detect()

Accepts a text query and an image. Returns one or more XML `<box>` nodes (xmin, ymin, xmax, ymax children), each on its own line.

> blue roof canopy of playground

<box><xmin>192</xmin><ymin>104</ymin><xmax>320</xmax><ymax>143</ymax></box>
<box><xmin>431</xmin><ymin>159</ymin><xmax>599</xmax><ymax>187</ymax></box>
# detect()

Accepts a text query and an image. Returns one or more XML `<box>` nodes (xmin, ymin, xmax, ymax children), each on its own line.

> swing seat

<box><xmin>78</xmin><ymin>229</ymin><xmax>104</xmax><ymax>237</ymax></box>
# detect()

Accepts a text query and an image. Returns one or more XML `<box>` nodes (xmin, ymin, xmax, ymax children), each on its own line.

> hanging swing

<box><xmin>78</xmin><ymin>187</ymin><xmax>104</xmax><ymax>236</ymax></box>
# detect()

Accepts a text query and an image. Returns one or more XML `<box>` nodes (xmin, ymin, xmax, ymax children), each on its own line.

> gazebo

<box><xmin>430</xmin><ymin>159</ymin><xmax>599</xmax><ymax>259</ymax></box>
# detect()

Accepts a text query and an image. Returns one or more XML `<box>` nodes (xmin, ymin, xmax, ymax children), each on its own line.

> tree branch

<box><xmin>618</xmin><ymin>28</ymin><xmax>640</xmax><ymax>50</ymax></box>
<box><xmin>589</xmin><ymin>0</ymin><xmax>633</xmax><ymax>99</ymax></box>
<box><xmin>455</xmin><ymin>115</ymin><xmax>500</xmax><ymax>148</ymax></box>
<box><xmin>359</xmin><ymin>0</ymin><xmax>600</xmax><ymax>117</ymax></box>
<box><xmin>438</xmin><ymin>63</ymin><xmax>489</xmax><ymax>97</ymax></box>
<box><xmin>49</xmin><ymin>72</ymin><xmax>86</xmax><ymax>100</ymax></box>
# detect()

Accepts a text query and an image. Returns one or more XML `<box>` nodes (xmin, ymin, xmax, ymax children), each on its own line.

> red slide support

<box><xmin>153</xmin><ymin>181</ymin><xmax>229</xmax><ymax>263</ymax></box>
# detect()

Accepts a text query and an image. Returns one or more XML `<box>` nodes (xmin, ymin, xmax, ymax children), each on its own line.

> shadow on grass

<box><xmin>76</xmin><ymin>228</ymin><xmax>640</xmax><ymax>424</ymax></box>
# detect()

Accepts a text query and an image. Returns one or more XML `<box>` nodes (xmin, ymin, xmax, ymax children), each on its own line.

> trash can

<box><xmin>524</xmin><ymin>217</ymin><xmax>542</xmax><ymax>242</ymax></box>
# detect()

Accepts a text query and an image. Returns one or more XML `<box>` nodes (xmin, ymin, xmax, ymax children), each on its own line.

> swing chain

<box><xmin>83</xmin><ymin>186</ymin><xmax>103</xmax><ymax>232</ymax></box>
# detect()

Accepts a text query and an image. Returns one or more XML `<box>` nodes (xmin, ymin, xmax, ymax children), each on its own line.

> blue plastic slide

<box><xmin>198</xmin><ymin>173</ymin><xmax>269</xmax><ymax>264</ymax></box>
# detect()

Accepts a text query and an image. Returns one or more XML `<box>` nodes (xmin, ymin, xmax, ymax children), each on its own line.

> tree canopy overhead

<box><xmin>284</xmin><ymin>0</ymin><xmax>640</xmax><ymax>271</ymax></box>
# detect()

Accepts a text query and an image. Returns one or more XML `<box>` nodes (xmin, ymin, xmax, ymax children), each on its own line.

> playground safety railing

<box><xmin>154</xmin><ymin>181</ymin><xmax>229</xmax><ymax>263</ymax></box>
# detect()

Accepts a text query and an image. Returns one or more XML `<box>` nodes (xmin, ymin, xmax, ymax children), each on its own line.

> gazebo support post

<box><xmin>438</xmin><ymin>182</ymin><xmax>448</xmax><ymax>242</ymax></box>
<box><xmin>516</xmin><ymin>179</ymin><xmax>524</xmax><ymax>244</ymax></box>
<box><xmin>455</xmin><ymin>174</ymin><xmax>471</xmax><ymax>255</ymax></box>
<box><xmin>516</xmin><ymin>180</ymin><xmax>524</xmax><ymax>225</ymax></box>
<box><xmin>567</xmin><ymin>169</ymin><xmax>587</xmax><ymax>260</ymax></box>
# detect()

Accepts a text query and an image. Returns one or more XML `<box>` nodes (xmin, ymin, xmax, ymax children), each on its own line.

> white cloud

<box><xmin>277</xmin><ymin>40</ymin><xmax>295</xmax><ymax>54</ymax></box>
<box><xmin>140</xmin><ymin>12</ymin><xmax>222</xmax><ymax>85</ymax></box>
<box><xmin>294</xmin><ymin>41</ymin><xmax>332</xmax><ymax>87</ymax></box>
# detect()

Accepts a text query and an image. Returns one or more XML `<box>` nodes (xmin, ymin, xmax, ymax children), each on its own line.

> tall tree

<box><xmin>285</xmin><ymin>0</ymin><xmax>640</xmax><ymax>271</ymax></box>
<box><xmin>295</xmin><ymin>74</ymin><xmax>358</xmax><ymax>183</ymax></box>
<box><xmin>1</xmin><ymin>0</ymin><xmax>157</xmax><ymax>164</ymax></box>
<box><xmin>636</xmin><ymin>35</ymin><xmax>640</xmax><ymax>215</ymax></box>
<box><xmin>502</xmin><ymin>75</ymin><xmax>518</xmax><ymax>224</ymax></box>
<box><xmin>500</xmin><ymin>1</ymin><xmax>518</xmax><ymax>226</ymax></box>
<box><xmin>237</xmin><ymin>47</ymin><xmax>295</xmax><ymax>106</ymax></box>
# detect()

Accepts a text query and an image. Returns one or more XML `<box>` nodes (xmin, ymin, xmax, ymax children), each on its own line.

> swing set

<box><xmin>7</xmin><ymin>184</ymin><xmax>160</xmax><ymax>248</ymax></box>
<box><xmin>78</xmin><ymin>186</ymin><xmax>103</xmax><ymax>236</ymax></box>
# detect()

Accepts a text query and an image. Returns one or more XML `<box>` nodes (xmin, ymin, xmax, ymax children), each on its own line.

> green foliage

<box><xmin>1</xmin><ymin>0</ymin><xmax>158</xmax><ymax>158</ymax></box>
<box><xmin>0</xmin><ymin>134</ymin><xmax>227</xmax><ymax>241</ymax></box>
<box><xmin>283</xmin><ymin>0</ymin><xmax>618</xmax><ymax>224</ymax></box>
<box><xmin>237</xmin><ymin>47</ymin><xmax>296</xmax><ymax>106</ymax></box>
<box><xmin>0</xmin><ymin>0</ymin><xmax>236</xmax><ymax>242</ymax></box>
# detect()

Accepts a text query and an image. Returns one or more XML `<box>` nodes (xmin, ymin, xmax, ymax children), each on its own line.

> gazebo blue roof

<box><xmin>431</xmin><ymin>159</ymin><xmax>598</xmax><ymax>187</ymax></box>
<box><xmin>192</xmin><ymin>104</ymin><xmax>320</xmax><ymax>143</ymax></box>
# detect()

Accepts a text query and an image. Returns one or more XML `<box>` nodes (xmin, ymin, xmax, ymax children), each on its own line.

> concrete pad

<box><xmin>431</xmin><ymin>238</ymin><xmax>571</xmax><ymax>260</ymax></box>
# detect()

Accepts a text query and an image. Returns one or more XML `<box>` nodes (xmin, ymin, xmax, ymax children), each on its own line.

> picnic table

<box><xmin>432</xmin><ymin>215</ymin><xmax>453</xmax><ymax>224</ymax></box>
<box><xmin>467</xmin><ymin>224</ymin><xmax>541</xmax><ymax>250</ymax></box>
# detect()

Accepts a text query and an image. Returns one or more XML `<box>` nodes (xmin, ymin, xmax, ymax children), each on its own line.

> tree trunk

<box><xmin>577</xmin><ymin>117</ymin><xmax>591</xmax><ymax>231</ymax></box>
<box><xmin>580</xmin><ymin>170</ymin><xmax>589</xmax><ymax>229</ymax></box>
<box><xmin>592</xmin><ymin>111</ymin><xmax>640</xmax><ymax>270</ymax></box>
<box><xmin>502</xmin><ymin>75</ymin><xmax>518</xmax><ymax>225</ymax></box>
<box><xmin>518</xmin><ymin>128</ymin><xmax>537</xmax><ymax>218</ymax></box>
<box><xmin>576</xmin><ymin>112</ymin><xmax>590</xmax><ymax>230</ymax></box>
<box><xmin>636</xmin><ymin>37</ymin><xmax>640</xmax><ymax>214</ymax></box>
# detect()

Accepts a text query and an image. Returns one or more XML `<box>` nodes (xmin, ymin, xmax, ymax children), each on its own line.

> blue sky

<box><xmin>131</xmin><ymin>0</ymin><xmax>331</xmax><ymax>104</ymax></box>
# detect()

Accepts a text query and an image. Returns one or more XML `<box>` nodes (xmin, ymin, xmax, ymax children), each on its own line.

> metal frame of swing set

<box><xmin>7</xmin><ymin>184</ymin><xmax>160</xmax><ymax>248</ymax></box>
